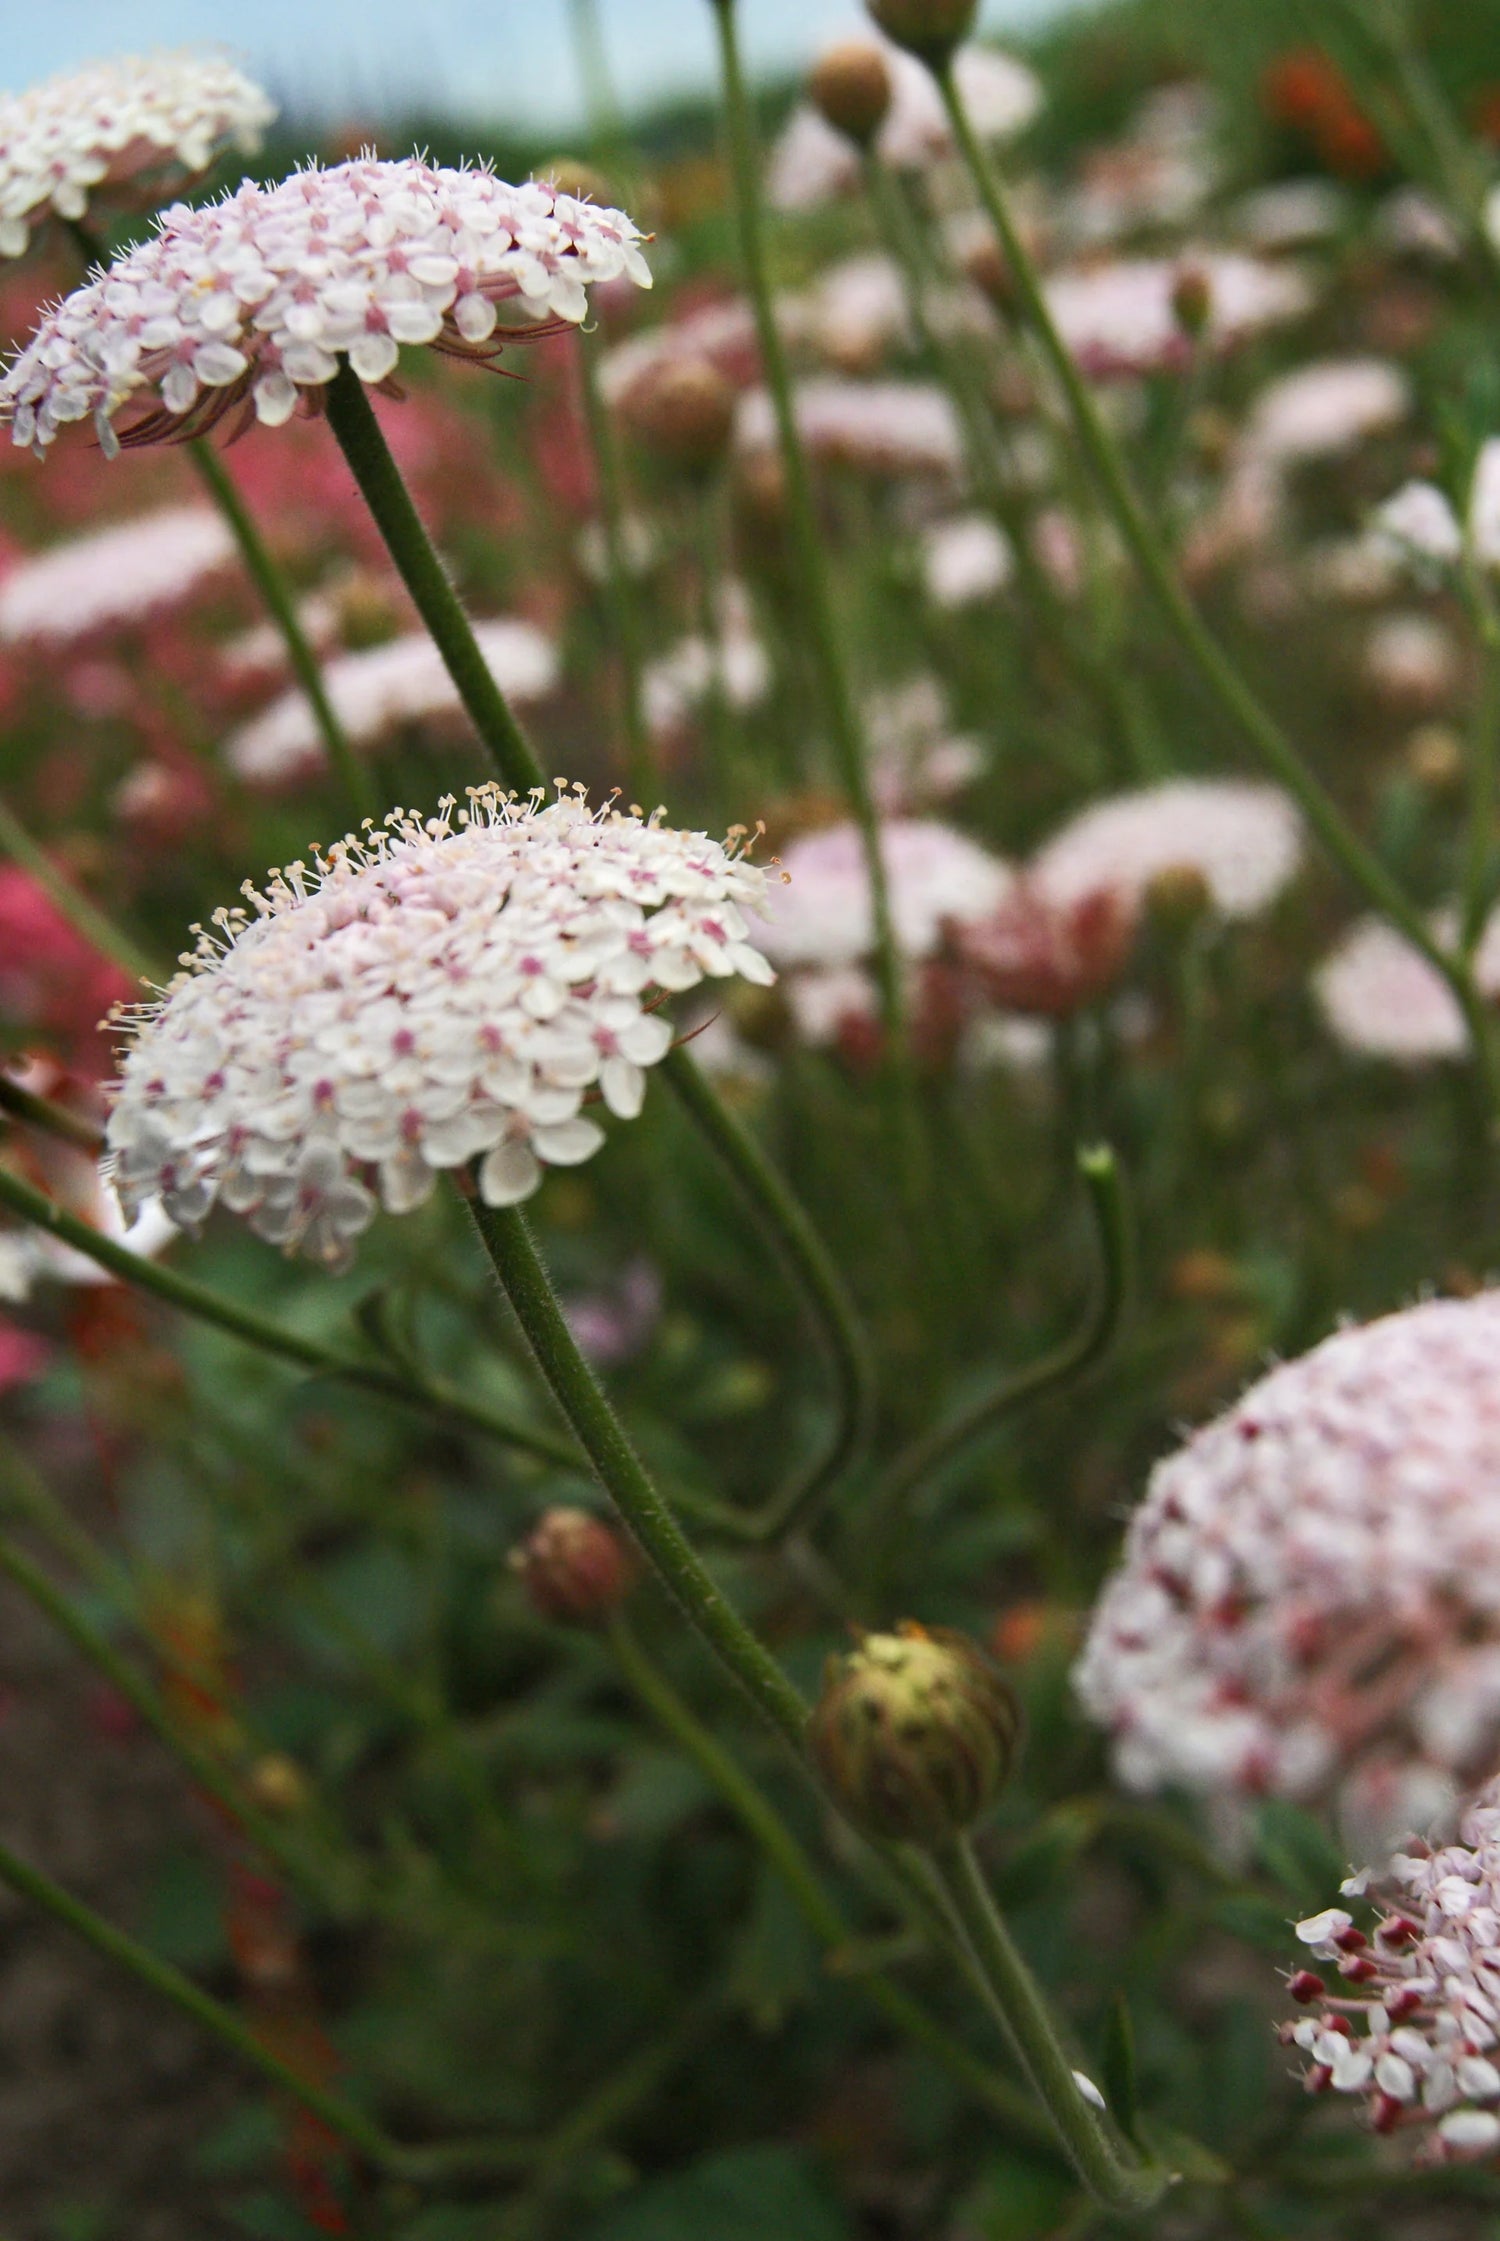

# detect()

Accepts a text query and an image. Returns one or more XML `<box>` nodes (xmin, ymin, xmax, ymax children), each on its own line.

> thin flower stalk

<box><xmin>0</xmin><ymin>1160</ymin><xmax>580</xmax><ymax>1470</ymax></box>
<box><xmin>1461</xmin><ymin>581</ymin><xmax>1500</xmax><ymax>955</ymax></box>
<box><xmin>932</xmin><ymin>59</ymin><xmax>1500</xmax><ymax>1116</ymax></box>
<box><xmin>322</xmin><ymin>360</ymin><xmax>547</xmax><ymax>795</ymax></box>
<box><xmin>466</xmin><ymin>1194</ymin><xmax>810</xmax><ymax>1750</ymax></box>
<box><xmin>606</xmin><ymin>1610</ymin><xmax>1057</xmax><ymax>2155</ymax></box>
<box><xmin>0</xmin><ymin>795</ymin><xmax>156</xmax><ymax>984</ymax></box>
<box><xmin>576</xmin><ymin>320</ymin><xmax>655</xmax><ymax>802</ymax></box>
<box><xmin>0</xmin><ymin>1070</ymin><xmax>102</xmax><ymax>1153</ymax></box>
<box><xmin>707</xmin><ymin>0</ymin><xmax>911</xmax><ymax>1094</ymax></box>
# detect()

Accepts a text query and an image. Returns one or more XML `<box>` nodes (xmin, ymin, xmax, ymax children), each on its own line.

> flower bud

<box><xmin>620</xmin><ymin>355</ymin><xmax>737</xmax><ymax>476</ymax></box>
<box><xmin>1145</xmin><ymin>863</ymin><xmax>1212</xmax><ymax>935</ymax></box>
<box><xmin>809</xmin><ymin>40</ymin><xmax>893</xmax><ymax>147</ymax></box>
<box><xmin>810</xmin><ymin>1622</ymin><xmax>1021</xmax><ymax>1845</ymax></box>
<box><xmin>866</xmin><ymin>0</ymin><xmax>978</xmax><ymax>65</ymax></box>
<box><xmin>1170</xmin><ymin>263</ymin><xmax>1213</xmax><ymax>341</ymax></box>
<box><xmin>511</xmin><ymin>1506</ymin><xmax>635</xmax><ymax>1625</ymax></box>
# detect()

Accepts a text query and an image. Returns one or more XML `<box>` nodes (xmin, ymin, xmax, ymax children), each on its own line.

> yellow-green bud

<box><xmin>810</xmin><ymin>1622</ymin><xmax>1021</xmax><ymax>1845</ymax></box>
<box><xmin>866</xmin><ymin>0</ymin><xmax>978</xmax><ymax>66</ymax></box>
<box><xmin>809</xmin><ymin>40</ymin><xmax>893</xmax><ymax>147</ymax></box>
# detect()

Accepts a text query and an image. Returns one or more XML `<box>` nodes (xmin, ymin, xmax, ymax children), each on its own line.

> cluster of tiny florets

<box><xmin>1030</xmin><ymin>778</ymin><xmax>1304</xmax><ymax>922</ymax></box>
<box><xmin>1075</xmin><ymin>1295</ymin><xmax>1500</xmax><ymax>1857</ymax></box>
<box><xmin>1286</xmin><ymin>1783</ymin><xmax>1500</xmax><ymax>2161</ymax></box>
<box><xmin>1</xmin><ymin>155</ymin><xmax>651</xmax><ymax>457</ymax></box>
<box><xmin>103</xmin><ymin>788</ymin><xmax>773</xmax><ymax>1271</ymax></box>
<box><xmin>0</xmin><ymin>51</ymin><xmax>275</xmax><ymax>259</ymax></box>
<box><xmin>0</xmin><ymin>506</ymin><xmax>235</xmax><ymax>646</ymax></box>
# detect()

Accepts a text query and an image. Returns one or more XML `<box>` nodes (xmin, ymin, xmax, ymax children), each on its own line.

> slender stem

<box><xmin>465</xmin><ymin>1195</ymin><xmax>809</xmax><ymax>1751</ymax></box>
<box><xmin>0</xmin><ymin>1162</ymin><xmax>580</xmax><ymax>1471</ymax></box>
<box><xmin>707</xmin><ymin>0</ymin><xmax>908</xmax><ymax>1083</ymax></box>
<box><xmin>607</xmin><ymin>1612</ymin><xmax>1055</xmax><ymax>2154</ymax></box>
<box><xmin>188</xmin><ymin>440</ymin><xmax>378</xmax><ymax>825</ymax></box>
<box><xmin>0</xmin><ymin>796</ymin><xmax>155</xmax><ymax>984</ymax></box>
<box><xmin>930</xmin><ymin>1835</ymin><xmax>1169</xmax><ymax>2210</ymax></box>
<box><xmin>1462</xmin><ymin>592</ymin><xmax>1500</xmax><ymax>954</ymax></box>
<box><xmin>661</xmin><ymin>1047</ymin><xmax>875</xmax><ymax>1541</ymax></box>
<box><xmin>0</xmin><ymin>1071</ymin><xmax>101</xmax><ymax>1152</ymax></box>
<box><xmin>576</xmin><ymin>323</ymin><xmax>656</xmax><ymax>805</ymax></box>
<box><xmin>868</xmin><ymin>1145</ymin><xmax>1130</xmax><ymax>1525</ymax></box>
<box><xmin>0</xmin><ymin>1833</ymin><xmax>403</xmax><ymax>2168</ymax></box>
<box><xmin>0</xmin><ymin>1522</ymin><xmax>353</xmax><ymax>1914</ymax></box>
<box><xmin>933</xmin><ymin>61</ymin><xmax>1500</xmax><ymax>1114</ymax></box>
<box><xmin>322</xmin><ymin>360</ymin><xmax>545</xmax><ymax>795</ymax></box>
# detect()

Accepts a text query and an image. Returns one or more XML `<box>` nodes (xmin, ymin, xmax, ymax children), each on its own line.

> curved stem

<box><xmin>0</xmin><ymin>795</ymin><xmax>156</xmax><ymax>984</ymax></box>
<box><xmin>0</xmin><ymin>1522</ymin><xmax>354</xmax><ymax>1915</ymax></box>
<box><xmin>607</xmin><ymin>1612</ymin><xmax>1056</xmax><ymax>2154</ymax></box>
<box><xmin>465</xmin><ymin>1195</ymin><xmax>809</xmax><ymax>1751</ymax></box>
<box><xmin>929</xmin><ymin>1835</ymin><xmax>1170</xmax><ymax>2210</ymax></box>
<box><xmin>933</xmin><ymin>61</ymin><xmax>1500</xmax><ymax>1115</ymax></box>
<box><xmin>660</xmin><ymin>1047</ymin><xmax>875</xmax><ymax>1541</ymax></box>
<box><xmin>707</xmin><ymin>0</ymin><xmax>908</xmax><ymax>1088</ymax></box>
<box><xmin>0</xmin><ymin>1162</ymin><xmax>580</xmax><ymax>1471</ymax></box>
<box><xmin>188</xmin><ymin>439</ymin><xmax>378</xmax><ymax>825</ymax></box>
<box><xmin>0</xmin><ymin>1070</ymin><xmax>102</xmax><ymax>1153</ymax></box>
<box><xmin>868</xmin><ymin>1145</ymin><xmax>1130</xmax><ymax>1526</ymax></box>
<box><xmin>576</xmin><ymin>323</ymin><xmax>656</xmax><ymax>805</ymax></box>
<box><xmin>322</xmin><ymin>360</ymin><xmax>545</xmax><ymax>796</ymax></box>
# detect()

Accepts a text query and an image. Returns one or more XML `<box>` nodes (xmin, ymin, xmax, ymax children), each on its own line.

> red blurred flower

<box><xmin>0</xmin><ymin>867</ymin><xmax>133</xmax><ymax>1076</ymax></box>
<box><xmin>1262</xmin><ymin>48</ymin><xmax>1386</xmax><ymax>178</ymax></box>
<box><xmin>951</xmin><ymin>882</ymin><xmax>1136</xmax><ymax>1017</ymax></box>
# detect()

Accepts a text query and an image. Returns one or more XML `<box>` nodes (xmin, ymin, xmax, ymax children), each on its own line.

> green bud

<box><xmin>810</xmin><ymin>1623</ymin><xmax>1021</xmax><ymax>1845</ymax></box>
<box><xmin>866</xmin><ymin>0</ymin><xmax>979</xmax><ymax>66</ymax></box>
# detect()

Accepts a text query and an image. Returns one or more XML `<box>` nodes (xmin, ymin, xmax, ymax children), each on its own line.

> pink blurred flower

<box><xmin>0</xmin><ymin>506</ymin><xmax>236</xmax><ymax>647</ymax></box>
<box><xmin>0</xmin><ymin>866</ymin><xmax>134</xmax><ymax>1075</ymax></box>
<box><xmin>1029</xmin><ymin>778</ymin><xmax>1304</xmax><ymax>922</ymax></box>
<box><xmin>1314</xmin><ymin>909</ymin><xmax>1500</xmax><ymax>1065</ymax></box>
<box><xmin>736</xmin><ymin>379</ymin><xmax>963</xmax><ymax>480</ymax></box>
<box><xmin>0</xmin><ymin>1318</ymin><xmax>49</xmax><ymax>1392</ymax></box>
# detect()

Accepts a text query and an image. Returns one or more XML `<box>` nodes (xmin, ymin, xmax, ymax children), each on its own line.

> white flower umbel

<box><xmin>1030</xmin><ymin>779</ymin><xmax>1303</xmax><ymax>922</ymax></box>
<box><xmin>736</xmin><ymin>379</ymin><xmax>963</xmax><ymax>480</ymax></box>
<box><xmin>762</xmin><ymin>818</ymin><xmax>1010</xmax><ymax>971</ymax></box>
<box><xmin>1076</xmin><ymin>1294</ymin><xmax>1500</xmax><ymax>1858</ymax></box>
<box><xmin>0</xmin><ymin>51</ymin><xmax>274</xmax><ymax>260</ymax></box>
<box><xmin>226</xmin><ymin>619</ymin><xmax>559</xmax><ymax>783</ymax></box>
<box><xmin>104</xmin><ymin>788</ymin><xmax>774</xmax><ymax>1271</ymax></box>
<box><xmin>1</xmin><ymin>155</ymin><xmax>651</xmax><ymax>458</ymax></box>
<box><xmin>1374</xmin><ymin>441</ymin><xmax>1500</xmax><ymax>576</ymax></box>
<box><xmin>0</xmin><ymin>506</ymin><xmax>235</xmax><ymax>646</ymax></box>
<box><xmin>1287</xmin><ymin>1781</ymin><xmax>1500</xmax><ymax>2161</ymax></box>
<box><xmin>1315</xmin><ymin>908</ymin><xmax>1500</xmax><ymax>1065</ymax></box>
<box><xmin>1042</xmin><ymin>252</ymin><xmax>1311</xmax><ymax>381</ymax></box>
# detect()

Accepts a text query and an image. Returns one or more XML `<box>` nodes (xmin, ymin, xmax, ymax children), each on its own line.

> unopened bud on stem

<box><xmin>809</xmin><ymin>40</ymin><xmax>893</xmax><ymax>147</ymax></box>
<box><xmin>810</xmin><ymin>1622</ymin><xmax>1021</xmax><ymax>1844</ymax></box>
<box><xmin>512</xmin><ymin>1506</ymin><xmax>635</xmax><ymax>1624</ymax></box>
<box><xmin>620</xmin><ymin>355</ymin><xmax>736</xmax><ymax>476</ymax></box>
<box><xmin>866</xmin><ymin>0</ymin><xmax>978</xmax><ymax>67</ymax></box>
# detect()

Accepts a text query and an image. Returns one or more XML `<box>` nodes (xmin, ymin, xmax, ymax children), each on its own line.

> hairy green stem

<box><xmin>707</xmin><ymin>0</ymin><xmax>909</xmax><ymax>1087</ymax></box>
<box><xmin>466</xmin><ymin>1195</ymin><xmax>809</xmax><ymax>1750</ymax></box>
<box><xmin>607</xmin><ymin>1612</ymin><xmax>1056</xmax><ymax>2153</ymax></box>
<box><xmin>661</xmin><ymin>1047</ymin><xmax>875</xmax><ymax>1541</ymax></box>
<box><xmin>188</xmin><ymin>439</ymin><xmax>377</xmax><ymax>824</ymax></box>
<box><xmin>0</xmin><ymin>1162</ymin><xmax>579</xmax><ymax>1471</ymax></box>
<box><xmin>934</xmin><ymin>61</ymin><xmax>1500</xmax><ymax>1114</ymax></box>
<box><xmin>930</xmin><ymin>1835</ymin><xmax>1170</xmax><ymax>2209</ymax></box>
<box><xmin>576</xmin><ymin>322</ymin><xmax>656</xmax><ymax>803</ymax></box>
<box><xmin>0</xmin><ymin>796</ymin><xmax>156</xmax><ymax>984</ymax></box>
<box><xmin>868</xmin><ymin>1145</ymin><xmax>1130</xmax><ymax>1525</ymax></box>
<box><xmin>322</xmin><ymin>360</ymin><xmax>545</xmax><ymax>795</ymax></box>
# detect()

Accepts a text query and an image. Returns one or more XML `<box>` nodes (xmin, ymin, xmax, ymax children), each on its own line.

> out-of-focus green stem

<box><xmin>934</xmin><ymin>60</ymin><xmax>1500</xmax><ymax>1117</ymax></box>
<box><xmin>661</xmin><ymin>1047</ymin><xmax>875</xmax><ymax>1541</ymax></box>
<box><xmin>188</xmin><ymin>439</ymin><xmax>377</xmax><ymax>825</ymax></box>
<box><xmin>323</xmin><ymin>360</ymin><xmax>546</xmax><ymax>795</ymax></box>
<box><xmin>466</xmin><ymin>1194</ymin><xmax>810</xmax><ymax>1751</ymax></box>
<box><xmin>576</xmin><ymin>324</ymin><xmax>655</xmax><ymax>804</ymax></box>
<box><xmin>0</xmin><ymin>796</ymin><xmax>155</xmax><ymax>984</ymax></box>
<box><xmin>607</xmin><ymin>1611</ymin><xmax>1057</xmax><ymax>2153</ymax></box>
<box><xmin>0</xmin><ymin>1520</ymin><xmax>354</xmax><ymax>1914</ymax></box>
<box><xmin>0</xmin><ymin>1071</ymin><xmax>101</xmax><ymax>1152</ymax></box>
<box><xmin>1462</xmin><ymin>589</ymin><xmax>1500</xmax><ymax>955</ymax></box>
<box><xmin>868</xmin><ymin>1146</ymin><xmax>1129</xmax><ymax>1524</ymax></box>
<box><xmin>707</xmin><ymin>0</ymin><xmax>910</xmax><ymax>1093</ymax></box>
<box><xmin>0</xmin><ymin>1162</ymin><xmax>580</xmax><ymax>1471</ymax></box>
<box><xmin>930</xmin><ymin>1835</ymin><xmax>1170</xmax><ymax>2209</ymax></box>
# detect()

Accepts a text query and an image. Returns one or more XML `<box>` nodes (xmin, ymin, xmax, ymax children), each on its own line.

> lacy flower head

<box><xmin>104</xmin><ymin>788</ymin><xmax>774</xmax><ymax>1272</ymax></box>
<box><xmin>0</xmin><ymin>506</ymin><xmax>236</xmax><ymax>647</ymax></box>
<box><xmin>1</xmin><ymin>155</ymin><xmax>651</xmax><ymax>458</ymax></box>
<box><xmin>1314</xmin><ymin>909</ymin><xmax>1500</xmax><ymax>1066</ymax></box>
<box><xmin>1075</xmin><ymin>1293</ymin><xmax>1500</xmax><ymax>1860</ymax></box>
<box><xmin>1029</xmin><ymin>779</ymin><xmax>1304</xmax><ymax>926</ymax></box>
<box><xmin>1286</xmin><ymin>1783</ymin><xmax>1500</xmax><ymax>2162</ymax></box>
<box><xmin>0</xmin><ymin>51</ymin><xmax>275</xmax><ymax>260</ymax></box>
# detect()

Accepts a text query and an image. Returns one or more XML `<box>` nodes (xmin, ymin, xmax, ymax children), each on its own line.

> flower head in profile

<box><xmin>225</xmin><ymin>619</ymin><xmax>559</xmax><ymax>784</ymax></box>
<box><xmin>1314</xmin><ymin>909</ymin><xmax>1500</xmax><ymax>1065</ymax></box>
<box><xmin>0</xmin><ymin>51</ymin><xmax>275</xmax><ymax>260</ymax></box>
<box><xmin>1286</xmin><ymin>1783</ymin><xmax>1500</xmax><ymax>2162</ymax></box>
<box><xmin>1029</xmin><ymin>779</ymin><xmax>1303</xmax><ymax>924</ymax></box>
<box><xmin>104</xmin><ymin>787</ymin><xmax>773</xmax><ymax>1272</ymax></box>
<box><xmin>1042</xmin><ymin>251</ymin><xmax>1311</xmax><ymax>381</ymax></box>
<box><xmin>0</xmin><ymin>506</ymin><xmax>235</xmax><ymax>647</ymax></box>
<box><xmin>736</xmin><ymin>380</ymin><xmax>963</xmax><ymax>480</ymax></box>
<box><xmin>761</xmin><ymin>817</ymin><xmax>1009</xmax><ymax>973</ymax></box>
<box><xmin>1076</xmin><ymin>1293</ymin><xmax>1500</xmax><ymax>1860</ymax></box>
<box><xmin>2</xmin><ymin>155</ymin><xmax>651</xmax><ymax>458</ymax></box>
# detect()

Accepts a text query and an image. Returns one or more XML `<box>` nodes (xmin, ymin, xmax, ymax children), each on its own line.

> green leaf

<box><xmin>1250</xmin><ymin>1800</ymin><xmax>1346</xmax><ymax>1909</ymax></box>
<box><xmin>950</xmin><ymin>2151</ymin><xmax>1075</xmax><ymax>2241</ymax></box>
<box><xmin>1100</xmin><ymin>1994</ymin><xmax>1141</xmax><ymax>2148</ymax></box>
<box><xmin>580</xmin><ymin>2145</ymin><xmax>851</xmax><ymax>2241</ymax></box>
<box><xmin>1135</xmin><ymin>2118</ymin><xmax>1232</xmax><ymax>2188</ymax></box>
<box><xmin>725</xmin><ymin>1863</ymin><xmax>819</xmax><ymax>2030</ymax></box>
